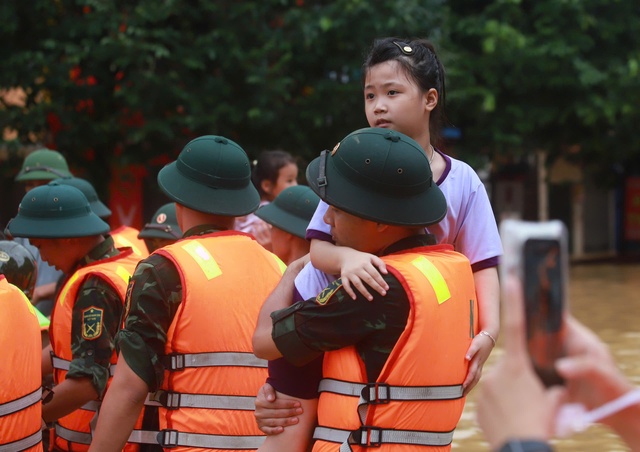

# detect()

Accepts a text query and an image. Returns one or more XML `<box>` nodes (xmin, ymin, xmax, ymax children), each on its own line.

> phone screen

<box><xmin>523</xmin><ymin>238</ymin><xmax>565</xmax><ymax>387</ymax></box>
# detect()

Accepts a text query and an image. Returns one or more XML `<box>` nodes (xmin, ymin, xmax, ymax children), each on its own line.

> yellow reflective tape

<box><xmin>58</xmin><ymin>272</ymin><xmax>81</xmax><ymax>307</ymax></box>
<box><xmin>116</xmin><ymin>236</ymin><xmax>142</xmax><ymax>256</ymax></box>
<box><xmin>273</xmin><ymin>255</ymin><xmax>287</xmax><ymax>274</ymax></box>
<box><xmin>115</xmin><ymin>266</ymin><xmax>132</xmax><ymax>284</ymax></box>
<box><xmin>182</xmin><ymin>241</ymin><xmax>221</xmax><ymax>280</ymax></box>
<box><xmin>411</xmin><ymin>256</ymin><xmax>451</xmax><ymax>304</ymax></box>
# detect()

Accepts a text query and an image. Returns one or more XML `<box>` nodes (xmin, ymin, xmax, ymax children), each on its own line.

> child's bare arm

<box><xmin>309</xmin><ymin>239</ymin><xmax>388</xmax><ymax>301</ymax></box>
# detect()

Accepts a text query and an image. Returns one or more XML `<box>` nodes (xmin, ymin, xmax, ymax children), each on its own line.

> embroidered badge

<box><xmin>0</xmin><ymin>251</ymin><xmax>9</xmax><ymax>262</ymax></box>
<box><xmin>315</xmin><ymin>279</ymin><xmax>342</xmax><ymax>305</ymax></box>
<box><xmin>156</xmin><ymin>213</ymin><xmax>167</xmax><ymax>224</ymax></box>
<box><xmin>82</xmin><ymin>307</ymin><xmax>104</xmax><ymax>340</ymax></box>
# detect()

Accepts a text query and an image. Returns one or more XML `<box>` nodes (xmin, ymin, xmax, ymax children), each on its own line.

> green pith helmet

<box><xmin>7</xmin><ymin>182</ymin><xmax>110</xmax><ymax>238</ymax></box>
<box><xmin>55</xmin><ymin>177</ymin><xmax>112</xmax><ymax>219</ymax></box>
<box><xmin>15</xmin><ymin>148</ymin><xmax>73</xmax><ymax>182</ymax></box>
<box><xmin>0</xmin><ymin>240</ymin><xmax>38</xmax><ymax>299</ymax></box>
<box><xmin>306</xmin><ymin>127</ymin><xmax>447</xmax><ymax>227</ymax></box>
<box><xmin>255</xmin><ymin>185</ymin><xmax>320</xmax><ymax>239</ymax></box>
<box><xmin>158</xmin><ymin>135</ymin><xmax>259</xmax><ymax>216</ymax></box>
<box><xmin>138</xmin><ymin>203</ymin><xmax>182</xmax><ymax>240</ymax></box>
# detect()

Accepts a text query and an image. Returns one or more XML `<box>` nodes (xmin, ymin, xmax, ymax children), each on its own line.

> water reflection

<box><xmin>453</xmin><ymin>263</ymin><xmax>640</xmax><ymax>451</ymax></box>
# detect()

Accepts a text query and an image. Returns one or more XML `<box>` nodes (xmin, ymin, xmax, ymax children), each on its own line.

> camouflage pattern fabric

<box><xmin>65</xmin><ymin>236</ymin><xmax>122</xmax><ymax>397</ymax></box>
<box><xmin>117</xmin><ymin>226</ymin><xmax>222</xmax><ymax>391</ymax></box>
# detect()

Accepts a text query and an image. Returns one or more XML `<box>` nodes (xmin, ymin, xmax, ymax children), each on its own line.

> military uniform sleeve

<box><xmin>117</xmin><ymin>254</ymin><xmax>182</xmax><ymax>392</ymax></box>
<box><xmin>68</xmin><ymin>275</ymin><xmax>122</xmax><ymax>398</ymax></box>
<box><xmin>272</xmin><ymin>274</ymin><xmax>409</xmax><ymax>377</ymax></box>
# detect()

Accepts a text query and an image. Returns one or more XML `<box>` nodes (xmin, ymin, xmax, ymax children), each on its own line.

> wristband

<box><xmin>479</xmin><ymin>330</ymin><xmax>497</xmax><ymax>347</ymax></box>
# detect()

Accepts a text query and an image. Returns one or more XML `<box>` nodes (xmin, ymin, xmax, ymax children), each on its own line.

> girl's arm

<box><xmin>462</xmin><ymin>266</ymin><xmax>500</xmax><ymax>395</ymax></box>
<box><xmin>309</xmin><ymin>239</ymin><xmax>388</xmax><ymax>301</ymax></box>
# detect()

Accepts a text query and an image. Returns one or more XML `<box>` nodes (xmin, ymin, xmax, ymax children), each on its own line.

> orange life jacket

<box><xmin>112</xmin><ymin>225</ymin><xmax>149</xmax><ymax>258</ymax></box>
<box><xmin>147</xmin><ymin>231</ymin><xmax>285</xmax><ymax>451</ymax></box>
<box><xmin>49</xmin><ymin>248</ymin><xmax>140</xmax><ymax>452</ymax></box>
<box><xmin>0</xmin><ymin>276</ymin><xmax>43</xmax><ymax>452</ymax></box>
<box><xmin>313</xmin><ymin>245</ymin><xmax>478</xmax><ymax>452</ymax></box>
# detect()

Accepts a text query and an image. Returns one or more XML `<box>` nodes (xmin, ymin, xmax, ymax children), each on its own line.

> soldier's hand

<box><xmin>254</xmin><ymin>383</ymin><xmax>303</xmax><ymax>435</ymax></box>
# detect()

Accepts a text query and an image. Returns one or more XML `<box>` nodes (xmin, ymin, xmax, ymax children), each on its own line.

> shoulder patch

<box><xmin>315</xmin><ymin>279</ymin><xmax>343</xmax><ymax>305</ymax></box>
<box><xmin>82</xmin><ymin>306</ymin><xmax>104</xmax><ymax>340</ymax></box>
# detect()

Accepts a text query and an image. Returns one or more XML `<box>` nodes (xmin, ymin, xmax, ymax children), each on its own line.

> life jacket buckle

<box><xmin>361</xmin><ymin>382</ymin><xmax>390</xmax><ymax>405</ymax></box>
<box><xmin>157</xmin><ymin>429</ymin><xmax>179</xmax><ymax>448</ymax></box>
<box><xmin>150</xmin><ymin>390</ymin><xmax>181</xmax><ymax>409</ymax></box>
<box><xmin>351</xmin><ymin>425</ymin><xmax>383</xmax><ymax>447</ymax></box>
<box><xmin>164</xmin><ymin>353</ymin><xmax>185</xmax><ymax>370</ymax></box>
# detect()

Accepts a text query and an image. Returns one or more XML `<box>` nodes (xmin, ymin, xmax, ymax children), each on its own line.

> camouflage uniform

<box><xmin>270</xmin><ymin>235</ymin><xmax>435</xmax><ymax>390</ymax></box>
<box><xmin>65</xmin><ymin>235</ymin><xmax>122</xmax><ymax>397</ymax></box>
<box><xmin>117</xmin><ymin>225</ymin><xmax>222</xmax><ymax>391</ymax></box>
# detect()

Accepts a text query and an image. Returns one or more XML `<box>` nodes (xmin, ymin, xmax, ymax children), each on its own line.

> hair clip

<box><xmin>393</xmin><ymin>41</ymin><xmax>414</xmax><ymax>55</ymax></box>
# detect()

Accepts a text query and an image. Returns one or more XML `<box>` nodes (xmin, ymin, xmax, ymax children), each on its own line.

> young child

<box><xmin>301</xmin><ymin>37</ymin><xmax>501</xmax><ymax>391</ymax></box>
<box><xmin>235</xmin><ymin>150</ymin><xmax>298</xmax><ymax>251</ymax></box>
<box><xmin>255</xmin><ymin>38</ymin><xmax>503</xmax><ymax>445</ymax></box>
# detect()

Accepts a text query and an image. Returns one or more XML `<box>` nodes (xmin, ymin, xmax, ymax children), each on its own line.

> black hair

<box><xmin>252</xmin><ymin>150</ymin><xmax>297</xmax><ymax>199</ymax></box>
<box><xmin>362</xmin><ymin>37</ymin><xmax>446</xmax><ymax>145</ymax></box>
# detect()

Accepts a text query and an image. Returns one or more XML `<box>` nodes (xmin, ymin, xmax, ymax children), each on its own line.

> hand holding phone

<box><xmin>500</xmin><ymin>219</ymin><xmax>569</xmax><ymax>387</ymax></box>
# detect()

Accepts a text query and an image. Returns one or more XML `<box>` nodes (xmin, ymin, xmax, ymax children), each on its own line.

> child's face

<box><xmin>265</xmin><ymin>162</ymin><xmax>298</xmax><ymax>200</ymax></box>
<box><xmin>363</xmin><ymin>60</ymin><xmax>431</xmax><ymax>146</ymax></box>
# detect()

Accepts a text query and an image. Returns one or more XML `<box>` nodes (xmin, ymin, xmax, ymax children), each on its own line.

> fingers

<box><xmin>257</xmin><ymin>414</ymin><xmax>300</xmax><ymax>435</ymax></box>
<box><xmin>501</xmin><ymin>274</ymin><xmax>528</xmax><ymax>358</ymax></box>
<box><xmin>462</xmin><ymin>360</ymin><xmax>482</xmax><ymax>396</ymax></box>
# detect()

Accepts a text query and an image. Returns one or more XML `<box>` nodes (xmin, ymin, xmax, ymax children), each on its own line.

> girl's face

<box><xmin>263</xmin><ymin>162</ymin><xmax>298</xmax><ymax>200</ymax></box>
<box><xmin>363</xmin><ymin>60</ymin><xmax>435</xmax><ymax>148</ymax></box>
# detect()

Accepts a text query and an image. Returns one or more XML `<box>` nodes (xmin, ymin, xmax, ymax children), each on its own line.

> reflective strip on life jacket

<box><xmin>51</xmin><ymin>355</ymin><xmax>118</xmax><ymax>377</ymax></box>
<box><xmin>313</xmin><ymin>426</ymin><xmax>455</xmax><ymax>450</ymax></box>
<box><xmin>54</xmin><ymin>424</ymin><xmax>92</xmax><ymax>445</ymax></box>
<box><xmin>156</xmin><ymin>430</ymin><xmax>265</xmax><ymax>449</ymax></box>
<box><xmin>147</xmin><ymin>390</ymin><xmax>256</xmax><ymax>410</ymax></box>
<box><xmin>0</xmin><ymin>387</ymin><xmax>41</xmax><ymax>417</ymax></box>
<box><xmin>319</xmin><ymin>379</ymin><xmax>463</xmax><ymax>402</ymax></box>
<box><xmin>163</xmin><ymin>351</ymin><xmax>267</xmax><ymax>370</ymax></box>
<box><xmin>0</xmin><ymin>430</ymin><xmax>42</xmax><ymax>452</ymax></box>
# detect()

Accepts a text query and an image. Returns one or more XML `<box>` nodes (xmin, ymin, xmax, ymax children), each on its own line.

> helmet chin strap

<box><xmin>317</xmin><ymin>149</ymin><xmax>329</xmax><ymax>199</ymax></box>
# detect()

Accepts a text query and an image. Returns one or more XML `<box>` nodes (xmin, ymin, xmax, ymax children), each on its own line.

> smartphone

<box><xmin>500</xmin><ymin>219</ymin><xmax>569</xmax><ymax>387</ymax></box>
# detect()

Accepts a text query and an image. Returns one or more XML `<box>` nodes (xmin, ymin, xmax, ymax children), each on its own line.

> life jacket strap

<box><xmin>162</xmin><ymin>351</ymin><xmax>267</xmax><ymax>370</ymax></box>
<box><xmin>318</xmin><ymin>378</ymin><xmax>464</xmax><ymax>402</ymax></box>
<box><xmin>146</xmin><ymin>390</ymin><xmax>256</xmax><ymax>410</ymax></box>
<box><xmin>0</xmin><ymin>429</ymin><xmax>42</xmax><ymax>452</ymax></box>
<box><xmin>156</xmin><ymin>429</ymin><xmax>265</xmax><ymax>449</ymax></box>
<box><xmin>54</xmin><ymin>423</ymin><xmax>92</xmax><ymax>445</ymax></box>
<box><xmin>51</xmin><ymin>355</ymin><xmax>117</xmax><ymax>376</ymax></box>
<box><xmin>127</xmin><ymin>430</ymin><xmax>161</xmax><ymax>445</ymax></box>
<box><xmin>0</xmin><ymin>387</ymin><xmax>41</xmax><ymax>417</ymax></box>
<box><xmin>313</xmin><ymin>425</ymin><xmax>455</xmax><ymax>449</ymax></box>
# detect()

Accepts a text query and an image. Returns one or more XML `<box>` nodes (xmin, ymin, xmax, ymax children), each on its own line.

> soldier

<box><xmin>55</xmin><ymin>177</ymin><xmax>150</xmax><ymax>258</ymax></box>
<box><xmin>253</xmin><ymin>128</ymin><xmax>478</xmax><ymax>451</ymax></box>
<box><xmin>13</xmin><ymin>148</ymin><xmax>72</xmax><ymax>316</ymax></box>
<box><xmin>254</xmin><ymin>185</ymin><xmax>319</xmax><ymax>265</ymax></box>
<box><xmin>90</xmin><ymin>135</ymin><xmax>285</xmax><ymax>451</ymax></box>
<box><xmin>0</xmin><ymin>240</ymin><xmax>44</xmax><ymax>452</ymax></box>
<box><xmin>137</xmin><ymin>203</ymin><xmax>182</xmax><ymax>253</ymax></box>
<box><xmin>7</xmin><ymin>182</ymin><xmax>140</xmax><ymax>452</ymax></box>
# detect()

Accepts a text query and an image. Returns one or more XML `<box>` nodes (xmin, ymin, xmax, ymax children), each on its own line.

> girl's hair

<box><xmin>362</xmin><ymin>37</ymin><xmax>446</xmax><ymax>144</ymax></box>
<box><xmin>252</xmin><ymin>150</ymin><xmax>296</xmax><ymax>198</ymax></box>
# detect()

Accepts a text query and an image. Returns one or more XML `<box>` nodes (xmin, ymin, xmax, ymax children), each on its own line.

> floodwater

<box><xmin>453</xmin><ymin>262</ymin><xmax>640</xmax><ymax>451</ymax></box>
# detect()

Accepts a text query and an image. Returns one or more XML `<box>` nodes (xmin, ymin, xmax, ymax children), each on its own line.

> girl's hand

<box><xmin>339</xmin><ymin>248</ymin><xmax>388</xmax><ymax>301</ymax></box>
<box><xmin>462</xmin><ymin>332</ymin><xmax>495</xmax><ymax>395</ymax></box>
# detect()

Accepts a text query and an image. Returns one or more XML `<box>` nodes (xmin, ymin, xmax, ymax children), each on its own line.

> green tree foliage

<box><xmin>444</xmin><ymin>0</ymin><xmax>640</xmax><ymax>181</ymax></box>
<box><xmin>0</xmin><ymin>0</ymin><xmax>443</xmax><ymax>187</ymax></box>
